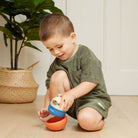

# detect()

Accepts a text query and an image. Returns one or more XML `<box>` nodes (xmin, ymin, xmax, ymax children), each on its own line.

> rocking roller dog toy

<box><xmin>45</xmin><ymin>95</ymin><xmax>67</xmax><ymax>131</ymax></box>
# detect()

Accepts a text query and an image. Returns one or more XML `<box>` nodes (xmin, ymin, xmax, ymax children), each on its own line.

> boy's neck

<box><xmin>71</xmin><ymin>44</ymin><xmax>79</xmax><ymax>57</ymax></box>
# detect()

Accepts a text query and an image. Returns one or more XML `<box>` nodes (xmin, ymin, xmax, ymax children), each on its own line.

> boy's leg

<box><xmin>77</xmin><ymin>107</ymin><xmax>104</xmax><ymax>131</ymax></box>
<box><xmin>49</xmin><ymin>70</ymin><xmax>104</xmax><ymax>131</ymax></box>
<box><xmin>49</xmin><ymin>70</ymin><xmax>71</xmax><ymax>100</ymax></box>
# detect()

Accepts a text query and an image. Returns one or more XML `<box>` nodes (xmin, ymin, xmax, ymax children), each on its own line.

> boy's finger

<box><xmin>59</xmin><ymin>99</ymin><xmax>63</xmax><ymax>106</ymax></box>
<box><xmin>41</xmin><ymin>108</ymin><xmax>47</xmax><ymax>113</ymax></box>
<box><xmin>40</xmin><ymin>110</ymin><xmax>43</xmax><ymax>114</ymax></box>
<box><xmin>38</xmin><ymin>110</ymin><xmax>43</xmax><ymax>116</ymax></box>
<box><xmin>62</xmin><ymin>100</ymin><xmax>67</xmax><ymax>110</ymax></box>
<box><xmin>38</xmin><ymin>111</ymin><xmax>40</xmax><ymax>117</ymax></box>
<box><xmin>40</xmin><ymin>108</ymin><xmax>46</xmax><ymax>114</ymax></box>
<box><xmin>40</xmin><ymin>117</ymin><xmax>45</xmax><ymax>122</ymax></box>
<box><xmin>66</xmin><ymin>104</ymin><xmax>70</xmax><ymax>111</ymax></box>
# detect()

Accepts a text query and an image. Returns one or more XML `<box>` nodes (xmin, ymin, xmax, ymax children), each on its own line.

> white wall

<box><xmin>0</xmin><ymin>0</ymin><xmax>138</xmax><ymax>95</ymax></box>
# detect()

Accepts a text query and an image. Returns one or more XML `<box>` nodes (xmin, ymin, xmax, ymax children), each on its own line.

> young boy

<box><xmin>38</xmin><ymin>13</ymin><xmax>111</xmax><ymax>131</ymax></box>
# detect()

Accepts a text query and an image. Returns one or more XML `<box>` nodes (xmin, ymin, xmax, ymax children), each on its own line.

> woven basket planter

<box><xmin>0</xmin><ymin>67</ymin><xmax>39</xmax><ymax>103</ymax></box>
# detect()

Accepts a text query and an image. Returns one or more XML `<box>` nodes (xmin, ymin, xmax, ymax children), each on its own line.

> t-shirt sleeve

<box><xmin>46</xmin><ymin>62</ymin><xmax>56</xmax><ymax>89</ymax></box>
<box><xmin>80</xmin><ymin>50</ymin><xmax>102</xmax><ymax>84</ymax></box>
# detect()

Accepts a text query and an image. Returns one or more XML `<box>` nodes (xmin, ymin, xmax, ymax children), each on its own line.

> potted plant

<box><xmin>0</xmin><ymin>0</ymin><xmax>63</xmax><ymax>103</ymax></box>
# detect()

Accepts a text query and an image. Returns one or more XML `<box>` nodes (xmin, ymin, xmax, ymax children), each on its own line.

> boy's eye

<box><xmin>49</xmin><ymin>49</ymin><xmax>53</xmax><ymax>51</ymax></box>
<box><xmin>57</xmin><ymin>45</ymin><xmax>63</xmax><ymax>49</ymax></box>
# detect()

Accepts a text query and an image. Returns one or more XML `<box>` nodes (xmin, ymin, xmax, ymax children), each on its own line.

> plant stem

<box><xmin>10</xmin><ymin>15</ymin><xmax>13</xmax><ymax>70</ymax></box>
<box><xmin>14</xmin><ymin>39</ymin><xmax>18</xmax><ymax>70</ymax></box>
<box><xmin>15</xmin><ymin>37</ymin><xmax>25</xmax><ymax>70</ymax></box>
<box><xmin>17</xmin><ymin>37</ymin><xmax>25</xmax><ymax>57</ymax></box>
<box><xmin>10</xmin><ymin>39</ymin><xmax>13</xmax><ymax>70</ymax></box>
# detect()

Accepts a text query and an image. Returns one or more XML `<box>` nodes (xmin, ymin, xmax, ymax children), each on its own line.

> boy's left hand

<box><xmin>60</xmin><ymin>92</ymin><xmax>75</xmax><ymax>111</ymax></box>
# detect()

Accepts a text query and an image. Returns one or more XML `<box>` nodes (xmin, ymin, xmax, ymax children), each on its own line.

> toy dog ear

<box><xmin>52</xmin><ymin>100</ymin><xmax>58</xmax><ymax>105</ymax></box>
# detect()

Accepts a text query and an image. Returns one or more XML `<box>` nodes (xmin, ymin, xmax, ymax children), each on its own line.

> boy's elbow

<box><xmin>92</xmin><ymin>82</ymin><xmax>98</xmax><ymax>88</ymax></box>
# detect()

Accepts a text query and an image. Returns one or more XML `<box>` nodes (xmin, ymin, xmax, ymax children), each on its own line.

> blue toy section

<box><xmin>48</xmin><ymin>102</ymin><xmax>67</xmax><ymax>117</ymax></box>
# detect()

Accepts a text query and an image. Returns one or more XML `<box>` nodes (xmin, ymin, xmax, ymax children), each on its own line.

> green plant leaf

<box><xmin>0</xmin><ymin>13</ymin><xmax>24</xmax><ymax>40</ymax></box>
<box><xmin>9</xmin><ymin>0</ymin><xmax>34</xmax><ymax>12</ymax></box>
<box><xmin>0</xmin><ymin>0</ymin><xmax>63</xmax><ymax>69</ymax></box>
<box><xmin>35</xmin><ymin>0</ymin><xmax>63</xmax><ymax>14</ymax></box>
<box><xmin>20</xmin><ymin>12</ymin><xmax>48</xmax><ymax>34</ymax></box>
<box><xmin>0</xmin><ymin>26</ymin><xmax>14</xmax><ymax>39</ymax></box>
<box><xmin>24</xmin><ymin>41</ymin><xmax>42</xmax><ymax>52</ymax></box>
<box><xmin>26</xmin><ymin>27</ymin><xmax>40</xmax><ymax>41</ymax></box>
<box><xmin>33</xmin><ymin>0</ymin><xmax>45</xmax><ymax>7</ymax></box>
<box><xmin>5</xmin><ymin>22</ymin><xmax>23</xmax><ymax>40</ymax></box>
<box><xmin>3</xmin><ymin>33</ymin><xmax>8</xmax><ymax>47</ymax></box>
<box><xmin>31</xmin><ymin>12</ymin><xmax>49</xmax><ymax>24</ymax></box>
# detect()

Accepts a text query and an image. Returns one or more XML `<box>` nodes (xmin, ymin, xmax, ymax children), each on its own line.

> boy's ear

<box><xmin>70</xmin><ymin>32</ymin><xmax>76</xmax><ymax>43</ymax></box>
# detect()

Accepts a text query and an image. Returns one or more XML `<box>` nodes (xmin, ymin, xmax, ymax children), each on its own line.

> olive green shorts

<box><xmin>67</xmin><ymin>91</ymin><xmax>111</xmax><ymax>119</ymax></box>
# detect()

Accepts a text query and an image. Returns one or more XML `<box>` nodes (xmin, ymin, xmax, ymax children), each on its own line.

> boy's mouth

<box><xmin>58</xmin><ymin>54</ymin><xmax>64</xmax><ymax>59</ymax></box>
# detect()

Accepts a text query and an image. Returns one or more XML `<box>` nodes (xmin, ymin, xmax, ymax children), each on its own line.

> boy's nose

<box><xmin>54</xmin><ymin>49</ymin><xmax>60</xmax><ymax>55</ymax></box>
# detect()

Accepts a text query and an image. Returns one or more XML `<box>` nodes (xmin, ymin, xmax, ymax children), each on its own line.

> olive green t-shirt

<box><xmin>46</xmin><ymin>45</ymin><xmax>111</xmax><ymax>102</ymax></box>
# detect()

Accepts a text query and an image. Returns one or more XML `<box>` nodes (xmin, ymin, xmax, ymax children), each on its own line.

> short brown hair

<box><xmin>39</xmin><ymin>13</ymin><xmax>74</xmax><ymax>41</ymax></box>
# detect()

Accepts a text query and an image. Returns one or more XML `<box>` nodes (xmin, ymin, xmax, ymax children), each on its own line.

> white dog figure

<box><xmin>51</xmin><ymin>94</ymin><xmax>65</xmax><ymax>110</ymax></box>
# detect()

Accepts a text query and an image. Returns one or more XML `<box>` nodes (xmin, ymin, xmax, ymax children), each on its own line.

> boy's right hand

<box><xmin>38</xmin><ymin>108</ymin><xmax>50</xmax><ymax>122</ymax></box>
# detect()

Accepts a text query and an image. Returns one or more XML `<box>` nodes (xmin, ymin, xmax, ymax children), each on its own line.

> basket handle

<box><xmin>0</xmin><ymin>66</ymin><xmax>9</xmax><ymax>71</ymax></box>
<box><xmin>27</xmin><ymin>61</ymin><xmax>40</xmax><ymax>70</ymax></box>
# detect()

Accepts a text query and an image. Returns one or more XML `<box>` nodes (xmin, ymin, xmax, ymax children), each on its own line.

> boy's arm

<box><xmin>70</xmin><ymin>81</ymin><xmax>97</xmax><ymax>99</ymax></box>
<box><xmin>38</xmin><ymin>89</ymin><xmax>50</xmax><ymax>122</ymax></box>
<box><xmin>60</xmin><ymin>81</ymin><xmax>97</xmax><ymax>110</ymax></box>
<box><xmin>44</xmin><ymin>88</ymin><xmax>50</xmax><ymax>108</ymax></box>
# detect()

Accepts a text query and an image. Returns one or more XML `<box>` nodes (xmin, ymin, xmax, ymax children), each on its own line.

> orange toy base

<box><xmin>45</xmin><ymin>116</ymin><xmax>67</xmax><ymax>131</ymax></box>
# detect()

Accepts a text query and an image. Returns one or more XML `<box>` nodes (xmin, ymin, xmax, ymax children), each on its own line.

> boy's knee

<box><xmin>50</xmin><ymin>70</ymin><xmax>68</xmax><ymax>84</ymax></box>
<box><xmin>51</xmin><ymin>70</ymin><xmax>67</xmax><ymax>82</ymax></box>
<box><xmin>50</xmin><ymin>70</ymin><xmax>70</xmax><ymax>92</ymax></box>
<box><xmin>77</xmin><ymin>108</ymin><xmax>104</xmax><ymax>131</ymax></box>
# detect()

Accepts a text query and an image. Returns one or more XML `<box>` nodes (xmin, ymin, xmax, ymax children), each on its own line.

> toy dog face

<box><xmin>52</xmin><ymin>100</ymin><xmax>60</xmax><ymax>105</ymax></box>
<box><xmin>51</xmin><ymin>94</ymin><xmax>61</xmax><ymax>106</ymax></box>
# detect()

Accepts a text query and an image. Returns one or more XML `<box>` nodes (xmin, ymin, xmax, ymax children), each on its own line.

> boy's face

<box><xmin>42</xmin><ymin>33</ymin><xmax>77</xmax><ymax>60</ymax></box>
